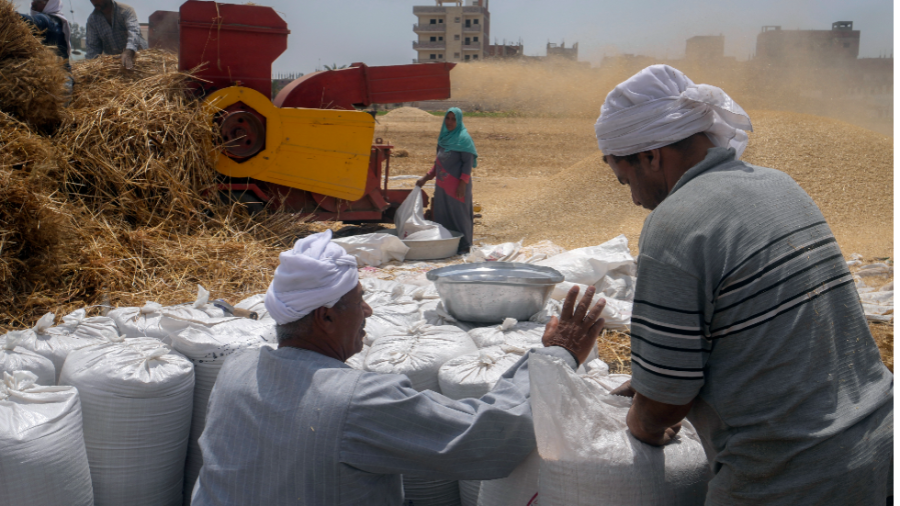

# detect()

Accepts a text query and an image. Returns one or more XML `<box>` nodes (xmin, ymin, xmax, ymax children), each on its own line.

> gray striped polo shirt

<box><xmin>630</xmin><ymin>147</ymin><xmax>893</xmax><ymax>505</ymax></box>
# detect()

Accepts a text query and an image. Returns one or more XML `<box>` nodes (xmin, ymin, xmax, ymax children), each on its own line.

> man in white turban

<box><xmin>193</xmin><ymin>230</ymin><xmax>608</xmax><ymax>505</ymax></box>
<box><xmin>599</xmin><ymin>65</ymin><xmax>892</xmax><ymax>505</ymax></box>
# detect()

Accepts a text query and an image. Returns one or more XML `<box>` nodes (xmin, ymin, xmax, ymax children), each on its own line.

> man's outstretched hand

<box><xmin>122</xmin><ymin>49</ymin><xmax>136</xmax><ymax>70</ymax></box>
<box><xmin>541</xmin><ymin>285</ymin><xmax>605</xmax><ymax>366</ymax></box>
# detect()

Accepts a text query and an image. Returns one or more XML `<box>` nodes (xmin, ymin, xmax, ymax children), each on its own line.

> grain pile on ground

<box><xmin>381</xmin><ymin>106</ymin><xmax>441</xmax><ymax>123</ymax></box>
<box><xmin>0</xmin><ymin>50</ymin><xmax>315</xmax><ymax>329</ymax></box>
<box><xmin>0</xmin><ymin>0</ymin><xmax>66</xmax><ymax>131</ymax></box>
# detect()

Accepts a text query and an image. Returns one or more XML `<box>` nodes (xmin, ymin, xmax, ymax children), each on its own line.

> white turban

<box><xmin>264</xmin><ymin>230</ymin><xmax>359</xmax><ymax>325</ymax></box>
<box><xmin>595</xmin><ymin>64</ymin><xmax>753</xmax><ymax>159</ymax></box>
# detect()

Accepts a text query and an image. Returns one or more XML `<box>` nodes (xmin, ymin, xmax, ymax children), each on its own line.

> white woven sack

<box><xmin>467</xmin><ymin>318</ymin><xmax>545</xmax><ymax>349</ymax></box>
<box><xmin>0</xmin><ymin>371</ymin><xmax>94</xmax><ymax>506</ymax></box>
<box><xmin>346</xmin><ymin>344</ymin><xmax>370</xmax><ymax>370</ymax></box>
<box><xmin>59</xmin><ymin>338</ymin><xmax>195</xmax><ymax>506</ymax></box>
<box><xmin>402</xmin><ymin>476</ymin><xmax>461</xmax><ymax>506</ymax></box>
<box><xmin>477</xmin><ymin>450</ymin><xmax>541</xmax><ymax>506</ymax></box>
<box><xmin>0</xmin><ymin>333</ymin><xmax>56</xmax><ymax>385</ymax></box>
<box><xmin>529</xmin><ymin>353</ymin><xmax>711</xmax><ymax>506</ymax></box>
<box><xmin>437</xmin><ymin>345</ymin><xmax>526</xmax><ymax>400</ymax></box>
<box><xmin>365</xmin><ymin>321</ymin><xmax>477</xmax><ymax>392</ymax></box>
<box><xmin>364</xmin><ymin>300</ymin><xmax>423</xmax><ymax>346</ymax></box>
<box><xmin>460</xmin><ymin>479</ymin><xmax>481</xmax><ymax>506</ymax></box>
<box><xmin>165</xmin><ymin>324</ymin><xmax>272</xmax><ymax>506</ymax></box>
<box><xmin>12</xmin><ymin>311</ymin><xmax>115</xmax><ymax>382</ymax></box>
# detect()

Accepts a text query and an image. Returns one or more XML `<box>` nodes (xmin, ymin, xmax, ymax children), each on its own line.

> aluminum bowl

<box><xmin>385</xmin><ymin>229</ymin><xmax>464</xmax><ymax>260</ymax></box>
<box><xmin>426</xmin><ymin>262</ymin><xmax>564</xmax><ymax>323</ymax></box>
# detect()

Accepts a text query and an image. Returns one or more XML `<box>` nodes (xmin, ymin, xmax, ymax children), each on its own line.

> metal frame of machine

<box><xmin>156</xmin><ymin>1</ymin><xmax>456</xmax><ymax>223</ymax></box>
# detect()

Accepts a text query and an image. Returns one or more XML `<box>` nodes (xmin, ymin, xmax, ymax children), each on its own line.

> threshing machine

<box><xmin>159</xmin><ymin>1</ymin><xmax>456</xmax><ymax>222</ymax></box>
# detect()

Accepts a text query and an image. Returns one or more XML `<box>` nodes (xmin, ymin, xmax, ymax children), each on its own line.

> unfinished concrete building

<box><xmin>546</xmin><ymin>41</ymin><xmax>578</xmax><ymax>60</ymax></box>
<box><xmin>413</xmin><ymin>0</ymin><xmax>490</xmax><ymax>63</ymax></box>
<box><xmin>756</xmin><ymin>21</ymin><xmax>860</xmax><ymax>65</ymax></box>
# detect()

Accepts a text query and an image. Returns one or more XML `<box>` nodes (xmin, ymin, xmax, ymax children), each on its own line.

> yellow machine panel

<box><xmin>206</xmin><ymin>86</ymin><xmax>375</xmax><ymax>201</ymax></box>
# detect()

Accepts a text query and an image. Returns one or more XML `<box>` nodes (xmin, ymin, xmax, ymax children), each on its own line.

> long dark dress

<box><xmin>431</xmin><ymin>146</ymin><xmax>474</xmax><ymax>253</ymax></box>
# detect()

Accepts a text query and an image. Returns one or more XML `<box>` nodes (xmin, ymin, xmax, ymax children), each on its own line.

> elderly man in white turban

<box><xmin>192</xmin><ymin>230</ymin><xmax>606</xmax><ymax>505</ymax></box>
<box><xmin>598</xmin><ymin>65</ymin><xmax>893</xmax><ymax>505</ymax></box>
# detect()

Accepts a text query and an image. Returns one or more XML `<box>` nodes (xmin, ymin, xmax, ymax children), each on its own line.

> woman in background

<box><xmin>416</xmin><ymin>108</ymin><xmax>478</xmax><ymax>254</ymax></box>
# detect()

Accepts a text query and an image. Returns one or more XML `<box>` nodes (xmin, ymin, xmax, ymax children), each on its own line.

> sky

<box><xmin>18</xmin><ymin>0</ymin><xmax>894</xmax><ymax>74</ymax></box>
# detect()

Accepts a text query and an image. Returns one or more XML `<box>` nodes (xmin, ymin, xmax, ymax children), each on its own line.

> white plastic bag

<box><xmin>395</xmin><ymin>185</ymin><xmax>452</xmax><ymax>240</ymax></box>
<box><xmin>438</xmin><ymin>345</ymin><xmax>525</xmax><ymax>400</ymax></box>
<box><xmin>365</xmin><ymin>321</ymin><xmax>478</xmax><ymax>392</ymax></box>
<box><xmin>333</xmin><ymin>232</ymin><xmax>410</xmax><ymax>266</ymax></box>
<box><xmin>60</xmin><ymin>338</ymin><xmax>195</xmax><ymax>506</ymax></box>
<box><xmin>529</xmin><ymin>353</ymin><xmax>711</xmax><ymax>505</ymax></box>
<box><xmin>0</xmin><ymin>333</ymin><xmax>56</xmax><ymax>385</ymax></box>
<box><xmin>536</xmin><ymin>235</ymin><xmax>636</xmax><ymax>286</ymax></box>
<box><xmin>12</xmin><ymin>312</ymin><xmax>115</xmax><ymax>382</ymax></box>
<box><xmin>467</xmin><ymin>318</ymin><xmax>545</xmax><ymax>349</ymax></box>
<box><xmin>165</xmin><ymin>323</ymin><xmax>273</xmax><ymax>504</ymax></box>
<box><xmin>0</xmin><ymin>371</ymin><xmax>94</xmax><ymax>506</ymax></box>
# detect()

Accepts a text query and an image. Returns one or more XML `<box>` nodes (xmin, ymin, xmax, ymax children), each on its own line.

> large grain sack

<box><xmin>419</xmin><ymin>299</ymin><xmax>479</xmax><ymax>331</ymax></box>
<box><xmin>477</xmin><ymin>450</ymin><xmax>540</xmax><ymax>506</ymax></box>
<box><xmin>0</xmin><ymin>370</ymin><xmax>94</xmax><ymax>506</ymax></box>
<box><xmin>234</xmin><ymin>293</ymin><xmax>271</xmax><ymax>321</ymax></box>
<box><xmin>0</xmin><ymin>332</ymin><xmax>56</xmax><ymax>385</ymax></box>
<box><xmin>108</xmin><ymin>301</ymin><xmax>218</xmax><ymax>339</ymax></box>
<box><xmin>60</xmin><ymin>338</ymin><xmax>195</xmax><ymax>506</ymax></box>
<box><xmin>364</xmin><ymin>300</ymin><xmax>423</xmax><ymax>345</ymax></box>
<box><xmin>529</xmin><ymin>353</ymin><xmax>711</xmax><ymax>505</ymax></box>
<box><xmin>364</xmin><ymin>321</ymin><xmax>477</xmax><ymax>392</ymax></box>
<box><xmin>438</xmin><ymin>345</ymin><xmax>526</xmax><ymax>400</ymax></box>
<box><xmin>12</xmin><ymin>311</ymin><xmax>117</xmax><ymax>382</ymax></box>
<box><xmin>166</xmin><ymin>323</ymin><xmax>272</xmax><ymax>505</ymax></box>
<box><xmin>332</xmin><ymin>232</ymin><xmax>410</xmax><ymax>266</ymax></box>
<box><xmin>467</xmin><ymin>318</ymin><xmax>545</xmax><ymax>349</ymax></box>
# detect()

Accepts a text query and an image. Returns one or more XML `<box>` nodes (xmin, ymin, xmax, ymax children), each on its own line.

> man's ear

<box><xmin>311</xmin><ymin>306</ymin><xmax>333</xmax><ymax>331</ymax></box>
<box><xmin>639</xmin><ymin>149</ymin><xmax>662</xmax><ymax>172</ymax></box>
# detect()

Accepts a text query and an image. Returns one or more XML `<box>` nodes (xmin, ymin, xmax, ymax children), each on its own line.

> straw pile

<box><xmin>0</xmin><ymin>0</ymin><xmax>67</xmax><ymax>131</ymax></box>
<box><xmin>0</xmin><ymin>36</ymin><xmax>316</xmax><ymax>328</ymax></box>
<box><xmin>56</xmin><ymin>51</ymin><xmax>219</xmax><ymax>227</ymax></box>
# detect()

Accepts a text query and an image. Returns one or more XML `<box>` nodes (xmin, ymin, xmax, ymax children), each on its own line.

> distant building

<box><xmin>139</xmin><ymin>22</ymin><xmax>149</xmax><ymax>42</ymax></box>
<box><xmin>412</xmin><ymin>0</ymin><xmax>490</xmax><ymax>63</ymax></box>
<box><xmin>756</xmin><ymin>21</ymin><xmax>860</xmax><ymax>64</ymax></box>
<box><xmin>486</xmin><ymin>40</ymin><xmax>523</xmax><ymax>58</ymax></box>
<box><xmin>686</xmin><ymin>35</ymin><xmax>724</xmax><ymax>61</ymax></box>
<box><xmin>546</xmin><ymin>41</ymin><xmax>577</xmax><ymax>60</ymax></box>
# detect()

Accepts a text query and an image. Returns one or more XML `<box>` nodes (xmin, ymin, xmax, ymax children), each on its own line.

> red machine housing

<box><xmin>169</xmin><ymin>1</ymin><xmax>454</xmax><ymax>223</ymax></box>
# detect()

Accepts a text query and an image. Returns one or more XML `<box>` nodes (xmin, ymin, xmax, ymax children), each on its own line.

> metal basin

<box><xmin>426</xmin><ymin>262</ymin><xmax>564</xmax><ymax>323</ymax></box>
<box><xmin>385</xmin><ymin>229</ymin><xmax>463</xmax><ymax>260</ymax></box>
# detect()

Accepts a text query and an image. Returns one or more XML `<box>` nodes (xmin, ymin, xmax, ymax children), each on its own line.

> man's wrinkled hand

<box><xmin>122</xmin><ymin>49</ymin><xmax>136</xmax><ymax>70</ymax></box>
<box><xmin>541</xmin><ymin>285</ymin><xmax>605</xmax><ymax>365</ymax></box>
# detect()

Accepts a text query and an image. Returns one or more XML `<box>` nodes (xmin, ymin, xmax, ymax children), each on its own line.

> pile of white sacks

<box><xmin>0</xmin><ymin>286</ymin><xmax>278</xmax><ymax>506</ymax></box>
<box><xmin>3</xmin><ymin>232</ymin><xmax>889</xmax><ymax>506</ymax></box>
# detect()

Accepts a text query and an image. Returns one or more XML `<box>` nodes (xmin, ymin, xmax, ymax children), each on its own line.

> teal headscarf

<box><xmin>437</xmin><ymin>107</ymin><xmax>478</xmax><ymax>168</ymax></box>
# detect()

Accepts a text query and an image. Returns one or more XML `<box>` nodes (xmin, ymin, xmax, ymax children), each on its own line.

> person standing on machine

<box><xmin>84</xmin><ymin>0</ymin><xmax>147</xmax><ymax>69</ymax></box>
<box><xmin>416</xmin><ymin>107</ymin><xmax>478</xmax><ymax>254</ymax></box>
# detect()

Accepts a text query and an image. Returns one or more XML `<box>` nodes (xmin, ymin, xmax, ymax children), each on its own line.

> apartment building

<box><xmin>413</xmin><ymin>0</ymin><xmax>490</xmax><ymax>63</ymax></box>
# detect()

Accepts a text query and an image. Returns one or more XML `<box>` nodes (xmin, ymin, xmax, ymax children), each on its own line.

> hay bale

<box><xmin>0</xmin><ymin>0</ymin><xmax>66</xmax><ymax>131</ymax></box>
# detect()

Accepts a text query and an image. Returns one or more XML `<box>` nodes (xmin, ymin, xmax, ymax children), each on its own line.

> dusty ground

<box><xmin>376</xmin><ymin>110</ymin><xmax>893</xmax><ymax>371</ymax></box>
